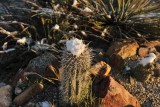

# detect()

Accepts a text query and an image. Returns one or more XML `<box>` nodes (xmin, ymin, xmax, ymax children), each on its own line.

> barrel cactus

<box><xmin>59</xmin><ymin>38</ymin><xmax>92</xmax><ymax>106</ymax></box>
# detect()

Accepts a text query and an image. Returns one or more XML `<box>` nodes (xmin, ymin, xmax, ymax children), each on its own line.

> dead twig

<box><xmin>0</xmin><ymin>27</ymin><xmax>18</xmax><ymax>36</ymax></box>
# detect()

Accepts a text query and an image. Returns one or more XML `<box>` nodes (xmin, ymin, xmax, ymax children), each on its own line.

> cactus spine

<box><xmin>60</xmin><ymin>38</ymin><xmax>92</xmax><ymax>106</ymax></box>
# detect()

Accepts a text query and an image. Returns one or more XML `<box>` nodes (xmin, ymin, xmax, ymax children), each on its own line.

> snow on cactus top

<box><xmin>66</xmin><ymin>38</ymin><xmax>86</xmax><ymax>57</ymax></box>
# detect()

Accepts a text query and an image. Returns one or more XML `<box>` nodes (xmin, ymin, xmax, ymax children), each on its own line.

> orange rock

<box><xmin>106</xmin><ymin>40</ymin><xmax>139</xmax><ymax>69</ymax></box>
<box><xmin>138</xmin><ymin>47</ymin><xmax>157</xmax><ymax>57</ymax></box>
<box><xmin>94</xmin><ymin>76</ymin><xmax>141</xmax><ymax>107</ymax></box>
<box><xmin>107</xmin><ymin>40</ymin><xmax>139</xmax><ymax>59</ymax></box>
<box><xmin>89</xmin><ymin>61</ymin><xmax>111</xmax><ymax>77</ymax></box>
<box><xmin>140</xmin><ymin>40</ymin><xmax>160</xmax><ymax>47</ymax></box>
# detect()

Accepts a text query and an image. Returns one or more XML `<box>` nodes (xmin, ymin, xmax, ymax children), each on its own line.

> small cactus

<box><xmin>59</xmin><ymin>38</ymin><xmax>92</xmax><ymax>106</ymax></box>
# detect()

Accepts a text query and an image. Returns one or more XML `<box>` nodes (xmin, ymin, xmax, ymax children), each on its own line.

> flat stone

<box><xmin>0</xmin><ymin>85</ymin><xmax>12</xmax><ymax>107</ymax></box>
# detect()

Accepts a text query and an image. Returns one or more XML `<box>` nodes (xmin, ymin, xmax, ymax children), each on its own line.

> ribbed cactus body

<box><xmin>60</xmin><ymin>39</ymin><xmax>92</xmax><ymax>106</ymax></box>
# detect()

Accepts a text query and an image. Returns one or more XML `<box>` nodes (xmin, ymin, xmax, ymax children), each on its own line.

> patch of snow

<box><xmin>83</xmin><ymin>7</ymin><xmax>93</xmax><ymax>13</ymax></box>
<box><xmin>66</xmin><ymin>38</ymin><xmax>86</xmax><ymax>57</ymax></box>
<box><xmin>5</xmin><ymin>48</ymin><xmax>16</xmax><ymax>53</ymax></box>
<box><xmin>0</xmin><ymin>51</ymin><xmax>5</xmax><ymax>53</ymax></box>
<box><xmin>101</xmin><ymin>28</ymin><xmax>107</xmax><ymax>37</ymax></box>
<box><xmin>17</xmin><ymin>37</ymin><xmax>27</xmax><ymax>45</ymax></box>
<box><xmin>31</xmin><ymin>44</ymin><xmax>49</xmax><ymax>52</ymax></box>
<box><xmin>125</xmin><ymin>66</ymin><xmax>131</xmax><ymax>71</ymax></box>
<box><xmin>72</xmin><ymin>0</ymin><xmax>78</xmax><ymax>7</ymax></box>
<box><xmin>81</xmin><ymin>31</ymin><xmax>87</xmax><ymax>36</ymax></box>
<box><xmin>0</xmin><ymin>16</ymin><xmax>5</xmax><ymax>20</ymax></box>
<box><xmin>73</xmin><ymin>24</ymin><xmax>78</xmax><ymax>29</ymax></box>
<box><xmin>53</xmin><ymin>24</ymin><xmax>60</xmax><ymax>30</ymax></box>
<box><xmin>0</xmin><ymin>48</ymin><xmax>16</xmax><ymax>53</ymax></box>
<box><xmin>36</xmin><ymin>101</ymin><xmax>52</xmax><ymax>107</ymax></box>
<box><xmin>139</xmin><ymin>53</ymin><xmax>156</xmax><ymax>66</ymax></box>
<box><xmin>2</xmin><ymin>42</ymin><xmax>7</xmax><ymax>50</ymax></box>
<box><xmin>31</xmin><ymin>40</ymin><xmax>56</xmax><ymax>52</ymax></box>
<box><xmin>69</xmin><ymin>31</ymin><xmax>75</xmax><ymax>34</ymax></box>
<box><xmin>14</xmin><ymin>87</ymin><xmax>22</xmax><ymax>95</ymax></box>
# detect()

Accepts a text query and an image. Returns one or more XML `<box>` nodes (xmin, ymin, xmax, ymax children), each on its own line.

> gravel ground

<box><xmin>123</xmin><ymin>77</ymin><xmax>160</xmax><ymax>107</ymax></box>
<box><xmin>112</xmin><ymin>70</ymin><xmax>160</xmax><ymax>107</ymax></box>
<box><xmin>110</xmin><ymin>54</ymin><xmax>160</xmax><ymax>107</ymax></box>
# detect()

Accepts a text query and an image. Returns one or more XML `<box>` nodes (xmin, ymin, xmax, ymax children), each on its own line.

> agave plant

<box><xmin>71</xmin><ymin>0</ymin><xmax>160</xmax><ymax>40</ymax></box>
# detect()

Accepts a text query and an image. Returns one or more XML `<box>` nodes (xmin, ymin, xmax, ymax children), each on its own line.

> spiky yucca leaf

<box><xmin>71</xmin><ymin>0</ymin><xmax>160</xmax><ymax>40</ymax></box>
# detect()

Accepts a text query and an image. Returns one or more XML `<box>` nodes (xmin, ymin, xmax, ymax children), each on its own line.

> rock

<box><xmin>89</xmin><ymin>61</ymin><xmax>111</xmax><ymax>77</ymax></box>
<box><xmin>138</xmin><ymin>47</ymin><xmax>157</xmax><ymax>57</ymax></box>
<box><xmin>94</xmin><ymin>76</ymin><xmax>140</xmax><ymax>107</ymax></box>
<box><xmin>0</xmin><ymin>85</ymin><xmax>12</xmax><ymax>107</ymax></box>
<box><xmin>26</xmin><ymin>52</ymin><xmax>59</xmax><ymax>82</ymax></box>
<box><xmin>140</xmin><ymin>40</ymin><xmax>160</xmax><ymax>47</ymax></box>
<box><xmin>27</xmin><ymin>52</ymin><xmax>57</xmax><ymax>75</ymax></box>
<box><xmin>89</xmin><ymin>61</ymin><xmax>111</xmax><ymax>84</ymax></box>
<box><xmin>13</xmin><ymin>83</ymin><xmax>44</xmax><ymax>106</ymax></box>
<box><xmin>106</xmin><ymin>40</ymin><xmax>139</xmax><ymax>69</ymax></box>
<box><xmin>107</xmin><ymin>40</ymin><xmax>139</xmax><ymax>59</ymax></box>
